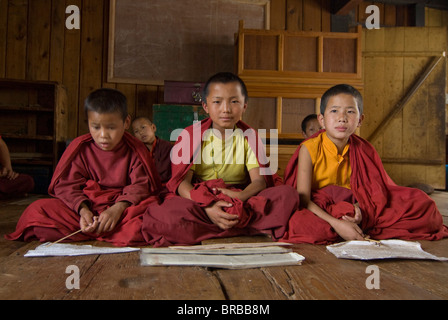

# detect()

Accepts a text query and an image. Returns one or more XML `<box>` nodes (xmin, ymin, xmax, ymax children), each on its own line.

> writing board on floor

<box><xmin>171</xmin><ymin>242</ymin><xmax>293</xmax><ymax>250</ymax></box>
<box><xmin>140</xmin><ymin>245</ymin><xmax>304</xmax><ymax>269</ymax></box>
<box><xmin>326</xmin><ymin>239</ymin><xmax>448</xmax><ymax>261</ymax></box>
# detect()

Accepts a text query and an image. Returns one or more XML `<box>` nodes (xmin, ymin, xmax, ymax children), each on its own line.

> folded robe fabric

<box><xmin>142</xmin><ymin>118</ymin><xmax>299</xmax><ymax>247</ymax></box>
<box><xmin>189</xmin><ymin>179</ymin><xmax>268</xmax><ymax>229</ymax></box>
<box><xmin>282</xmin><ymin>132</ymin><xmax>448</xmax><ymax>244</ymax></box>
<box><xmin>5</xmin><ymin>132</ymin><xmax>162</xmax><ymax>247</ymax></box>
<box><xmin>0</xmin><ymin>174</ymin><xmax>35</xmax><ymax>199</ymax></box>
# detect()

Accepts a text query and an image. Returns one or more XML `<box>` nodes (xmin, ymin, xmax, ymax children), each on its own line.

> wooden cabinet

<box><xmin>0</xmin><ymin>79</ymin><xmax>68</xmax><ymax>192</ymax></box>
<box><xmin>235</xmin><ymin>21</ymin><xmax>363</xmax><ymax>140</ymax></box>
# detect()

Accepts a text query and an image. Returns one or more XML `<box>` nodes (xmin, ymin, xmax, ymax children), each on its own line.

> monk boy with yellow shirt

<box><xmin>141</xmin><ymin>72</ymin><xmax>300</xmax><ymax>247</ymax></box>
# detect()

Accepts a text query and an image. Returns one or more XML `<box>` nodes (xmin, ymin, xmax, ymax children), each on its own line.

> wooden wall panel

<box><xmin>425</xmin><ymin>7</ymin><xmax>448</xmax><ymax>141</ymax></box>
<box><xmin>27</xmin><ymin>0</ymin><xmax>51</xmax><ymax>81</ymax></box>
<box><xmin>78</xmin><ymin>0</ymin><xmax>105</xmax><ymax>134</ymax></box>
<box><xmin>6</xmin><ymin>0</ymin><xmax>28</xmax><ymax>79</ymax></box>
<box><xmin>362</xmin><ymin>27</ymin><xmax>446</xmax><ymax>189</ymax></box>
<box><xmin>0</xmin><ymin>0</ymin><xmax>438</xmax><ymax>143</ymax></box>
<box><xmin>0</xmin><ymin>0</ymin><xmax>8</xmax><ymax>78</ymax></box>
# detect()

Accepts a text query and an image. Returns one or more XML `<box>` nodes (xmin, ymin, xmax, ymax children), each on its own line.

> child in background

<box><xmin>282</xmin><ymin>84</ymin><xmax>448</xmax><ymax>244</ymax></box>
<box><xmin>0</xmin><ymin>137</ymin><xmax>34</xmax><ymax>199</ymax></box>
<box><xmin>6</xmin><ymin>88</ymin><xmax>161</xmax><ymax>246</ymax></box>
<box><xmin>301</xmin><ymin>114</ymin><xmax>322</xmax><ymax>139</ymax></box>
<box><xmin>132</xmin><ymin>117</ymin><xmax>173</xmax><ymax>184</ymax></box>
<box><xmin>141</xmin><ymin>72</ymin><xmax>299</xmax><ymax>247</ymax></box>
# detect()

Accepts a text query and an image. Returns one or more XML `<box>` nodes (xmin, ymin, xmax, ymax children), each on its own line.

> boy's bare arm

<box><xmin>177</xmin><ymin>169</ymin><xmax>194</xmax><ymax>199</ymax></box>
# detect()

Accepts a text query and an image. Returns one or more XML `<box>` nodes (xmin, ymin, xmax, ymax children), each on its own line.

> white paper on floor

<box><xmin>24</xmin><ymin>242</ymin><xmax>140</xmax><ymax>257</ymax></box>
<box><xmin>326</xmin><ymin>239</ymin><xmax>448</xmax><ymax>261</ymax></box>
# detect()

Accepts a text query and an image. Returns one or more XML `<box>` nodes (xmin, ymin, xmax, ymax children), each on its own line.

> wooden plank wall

<box><xmin>362</xmin><ymin>27</ymin><xmax>446</xmax><ymax>188</ymax></box>
<box><xmin>0</xmin><ymin>0</ymin><xmax>429</xmax><ymax>140</ymax></box>
<box><xmin>425</xmin><ymin>7</ymin><xmax>448</xmax><ymax>164</ymax></box>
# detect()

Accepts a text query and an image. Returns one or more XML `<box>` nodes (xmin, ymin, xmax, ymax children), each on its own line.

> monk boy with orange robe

<box><xmin>141</xmin><ymin>72</ymin><xmax>299</xmax><ymax>247</ymax></box>
<box><xmin>6</xmin><ymin>89</ymin><xmax>161</xmax><ymax>247</ymax></box>
<box><xmin>282</xmin><ymin>84</ymin><xmax>448</xmax><ymax>244</ymax></box>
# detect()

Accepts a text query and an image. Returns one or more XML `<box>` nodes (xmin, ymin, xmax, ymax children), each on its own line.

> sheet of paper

<box><xmin>326</xmin><ymin>240</ymin><xmax>448</xmax><ymax>261</ymax></box>
<box><xmin>24</xmin><ymin>243</ymin><xmax>140</xmax><ymax>257</ymax></box>
<box><xmin>140</xmin><ymin>251</ymin><xmax>304</xmax><ymax>269</ymax></box>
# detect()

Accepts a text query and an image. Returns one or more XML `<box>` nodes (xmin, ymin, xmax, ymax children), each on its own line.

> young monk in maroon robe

<box><xmin>6</xmin><ymin>89</ymin><xmax>161</xmax><ymax>247</ymax></box>
<box><xmin>132</xmin><ymin>117</ymin><xmax>173</xmax><ymax>184</ymax></box>
<box><xmin>0</xmin><ymin>136</ymin><xmax>35</xmax><ymax>199</ymax></box>
<box><xmin>141</xmin><ymin>72</ymin><xmax>299</xmax><ymax>247</ymax></box>
<box><xmin>282</xmin><ymin>84</ymin><xmax>448</xmax><ymax>244</ymax></box>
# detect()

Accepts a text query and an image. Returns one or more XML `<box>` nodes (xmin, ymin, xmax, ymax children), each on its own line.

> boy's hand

<box><xmin>0</xmin><ymin>167</ymin><xmax>19</xmax><ymax>180</ymax></box>
<box><xmin>79</xmin><ymin>206</ymin><xmax>99</xmax><ymax>233</ymax></box>
<box><xmin>214</xmin><ymin>188</ymin><xmax>242</xmax><ymax>200</ymax></box>
<box><xmin>204</xmin><ymin>201</ymin><xmax>239</xmax><ymax>230</ymax></box>
<box><xmin>331</xmin><ymin>219</ymin><xmax>365</xmax><ymax>241</ymax></box>
<box><xmin>341</xmin><ymin>203</ymin><xmax>363</xmax><ymax>224</ymax></box>
<box><xmin>96</xmin><ymin>202</ymin><xmax>129</xmax><ymax>234</ymax></box>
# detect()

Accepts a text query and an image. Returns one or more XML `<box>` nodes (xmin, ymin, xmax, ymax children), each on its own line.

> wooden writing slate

<box><xmin>108</xmin><ymin>0</ymin><xmax>269</xmax><ymax>85</ymax></box>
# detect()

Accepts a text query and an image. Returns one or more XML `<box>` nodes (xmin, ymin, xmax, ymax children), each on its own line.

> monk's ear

<box><xmin>202</xmin><ymin>101</ymin><xmax>209</xmax><ymax>114</ymax></box>
<box><xmin>242</xmin><ymin>102</ymin><xmax>248</xmax><ymax>114</ymax></box>
<box><xmin>317</xmin><ymin>113</ymin><xmax>325</xmax><ymax>129</ymax></box>
<box><xmin>124</xmin><ymin>115</ymin><xmax>131</xmax><ymax>130</ymax></box>
<box><xmin>358</xmin><ymin>114</ymin><xmax>365</xmax><ymax>127</ymax></box>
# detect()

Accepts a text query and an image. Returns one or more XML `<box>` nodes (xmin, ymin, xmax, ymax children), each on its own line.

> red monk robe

<box><xmin>282</xmin><ymin>131</ymin><xmax>448</xmax><ymax>244</ymax></box>
<box><xmin>141</xmin><ymin>118</ymin><xmax>299</xmax><ymax>247</ymax></box>
<box><xmin>5</xmin><ymin>132</ymin><xmax>161</xmax><ymax>247</ymax></box>
<box><xmin>150</xmin><ymin>136</ymin><xmax>173</xmax><ymax>184</ymax></box>
<box><xmin>0</xmin><ymin>174</ymin><xmax>35</xmax><ymax>200</ymax></box>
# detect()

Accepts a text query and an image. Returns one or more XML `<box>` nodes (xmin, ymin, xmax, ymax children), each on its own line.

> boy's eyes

<box><xmin>211</xmin><ymin>100</ymin><xmax>240</xmax><ymax>104</ymax></box>
<box><xmin>329</xmin><ymin>108</ymin><xmax>357</xmax><ymax>113</ymax></box>
<box><xmin>90</xmin><ymin>125</ymin><xmax>116</xmax><ymax>130</ymax></box>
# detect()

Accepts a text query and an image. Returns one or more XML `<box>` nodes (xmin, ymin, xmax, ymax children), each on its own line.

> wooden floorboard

<box><xmin>0</xmin><ymin>193</ymin><xmax>447</xmax><ymax>301</ymax></box>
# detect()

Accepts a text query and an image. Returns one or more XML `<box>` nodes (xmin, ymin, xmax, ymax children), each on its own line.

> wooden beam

<box><xmin>368</xmin><ymin>54</ymin><xmax>445</xmax><ymax>142</ymax></box>
<box><xmin>373</xmin><ymin>0</ymin><xmax>448</xmax><ymax>11</ymax></box>
<box><xmin>331</xmin><ymin>0</ymin><xmax>363</xmax><ymax>15</ymax></box>
<box><xmin>381</xmin><ymin>158</ymin><xmax>445</xmax><ymax>165</ymax></box>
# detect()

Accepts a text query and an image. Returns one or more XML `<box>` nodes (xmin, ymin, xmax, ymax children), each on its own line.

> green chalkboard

<box><xmin>153</xmin><ymin>104</ymin><xmax>209</xmax><ymax>141</ymax></box>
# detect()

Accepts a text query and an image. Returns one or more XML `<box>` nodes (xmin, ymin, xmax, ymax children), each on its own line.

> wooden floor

<box><xmin>0</xmin><ymin>192</ymin><xmax>447</xmax><ymax>301</ymax></box>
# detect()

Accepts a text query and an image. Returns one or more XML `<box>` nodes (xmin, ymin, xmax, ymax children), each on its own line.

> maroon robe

<box><xmin>5</xmin><ymin>132</ymin><xmax>161</xmax><ymax>247</ymax></box>
<box><xmin>0</xmin><ymin>174</ymin><xmax>35</xmax><ymax>200</ymax></box>
<box><xmin>151</xmin><ymin>137</ymin><xmax>173</xmax><ymax>184</ymax></box>
<box><xmin>282</xmin><ymin>132</ymin><xmax>448</xmax><ymax>244</ymax></box>
<box><xmin>141</xmin><ymin>118</ymin><xmax>299</xmax><ymax>247</ymax></box>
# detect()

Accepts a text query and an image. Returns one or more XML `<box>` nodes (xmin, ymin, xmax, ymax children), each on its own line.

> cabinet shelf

<box><xmin>2</xmin><ymin>134</ymin><xmax>54</xmax><ymax>141</ymax></box>
<box><xmin>0</xmin><ymin>79</ymin><xmax>68</xmax><ymax>193</ymax></box>
<box><xmin>0</xmin><ymin>104</ymin><xmax>54</xmax><ymax>112</ymax></box>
